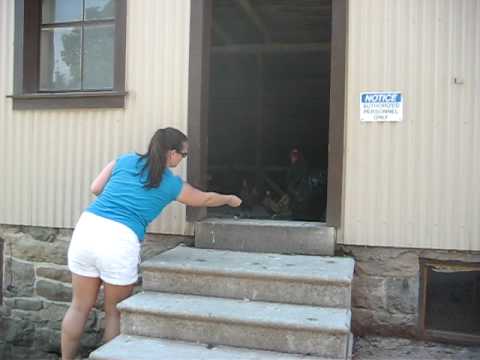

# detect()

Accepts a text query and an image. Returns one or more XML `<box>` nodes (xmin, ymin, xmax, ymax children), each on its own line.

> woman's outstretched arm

<box><xmin>177</xmin><ymin>183</ymin><xmax>241</xmax><ymax>208</ymax></box>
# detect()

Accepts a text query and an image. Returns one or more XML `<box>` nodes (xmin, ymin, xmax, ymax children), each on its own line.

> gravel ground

<box><xmin>352</xmin><ymin>336</ymin><xmax>480</xmax><ymax>360</ymax></box>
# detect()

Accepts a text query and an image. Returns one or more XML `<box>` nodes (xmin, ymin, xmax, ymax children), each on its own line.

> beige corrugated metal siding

<box><xmin>0</xmin><ymin>0</ymin><xmax>193</xmax><ymax>235</ymax></box>
<box><xmin>342</xmin><ymin>0</ymin><xmax>480</xmax><ymax>250</ymax></box>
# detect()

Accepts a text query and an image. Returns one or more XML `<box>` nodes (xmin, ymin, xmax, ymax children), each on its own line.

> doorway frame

<box><xmin>187</xmin><ymin>0</ymin><xmax>348</xmax><ymax>228</ymax></box>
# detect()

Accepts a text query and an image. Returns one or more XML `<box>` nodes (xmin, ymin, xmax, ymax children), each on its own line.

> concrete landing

<box><xmin>195</xmin><ymin>218</ymin><xmax>335</xmax><ymax>256</ymax></box>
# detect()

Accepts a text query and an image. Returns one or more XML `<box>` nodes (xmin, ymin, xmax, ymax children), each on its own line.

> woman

<box><xmin>61</xmin><ymin>127</ymin><xmax>241</xmax><ymax>360</ymax></box>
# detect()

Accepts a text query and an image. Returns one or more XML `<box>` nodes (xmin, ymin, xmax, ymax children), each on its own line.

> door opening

<box><xmin>206</xmin><ymin>0</ymin><xmax>332</xmax><ymax>222</ymax></box>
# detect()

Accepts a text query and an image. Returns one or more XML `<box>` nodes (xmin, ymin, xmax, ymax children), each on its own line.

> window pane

<box><xmin>83</xmin><ymin>24</ymin><xmax>114</xmax><ymax>90</ymax></box>
<box><xmin>85</xmin><ymin>0</ymin><xmax>115</xmax><ymax>20</ymax></box>
<box><xmin>40</xmin><ymin>27</ymin><xmax>82</xmax><ymax>91</ymax></box>
<box><xmin>42</xmin><ymin>0</ymin><xmax>83</xmax><ymax>24</ymax></box>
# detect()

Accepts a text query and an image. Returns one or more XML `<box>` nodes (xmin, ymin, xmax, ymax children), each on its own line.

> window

<box><xmin>419</xmin><ymin>258</ymin><xmax>480</xmax><ymax>345</ymax></box>
<box><xmin>12</xmin><ymin>0</ymin><xmax>127</xmax><ymax>109</ymax></box>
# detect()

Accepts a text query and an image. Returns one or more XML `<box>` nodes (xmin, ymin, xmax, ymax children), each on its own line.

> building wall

<box><xmin>342</xmin><ymin>0</ymin><xmax>480</xmax><ymax>250</ymax></box>
<box><xmin>0</xmin><ymin>0</ymin><xmax>193</xmax><ymax>235</ymax></box>
<box><xmin>2</xmin><ymin>0</ymin><xmax>479</xmax><ymax>250</ymax></box>
<box><xmin>340</xmin><ymin>244</ymin><xmax>480</xmax><ymax>339</ymax></box>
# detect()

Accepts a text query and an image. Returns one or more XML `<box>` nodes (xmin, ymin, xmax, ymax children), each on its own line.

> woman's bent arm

<box><xmin>177</xmin><ymin>183</ymin><xmax>241</xmax><ymax>207</ymax></box>
<box><xmin>90</xmin><ymin>160</ymin><xmax>116</xmax><ymax>196</ymax></box>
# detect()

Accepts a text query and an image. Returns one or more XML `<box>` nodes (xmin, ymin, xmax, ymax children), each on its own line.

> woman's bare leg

<box><xmin>102</xmin><ymin>282</ymin><xmax>135</xmax><ymax>343</ymax></box>
<box><xmin>61</xmin><ymin>274</ymin><xmax>101</xmax><ymax>360</ymax></box>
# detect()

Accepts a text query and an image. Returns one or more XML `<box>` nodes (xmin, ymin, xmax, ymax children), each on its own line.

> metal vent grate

<box><xmin>419</xmin><ymin>258</ymin><xmax>480</xmax><ymax>345</ymax></box>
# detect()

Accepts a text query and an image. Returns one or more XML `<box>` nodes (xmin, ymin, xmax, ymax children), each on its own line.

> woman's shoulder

<box><xmin>110</xmin><ymin>153</ymin><xmax>142</xmax><ymax>172</ymax></box>
<box><xmin>161</xmin><ymin>168</ymin><xmax>184</xmax><ymax>199</ymax></box>
<box><xmin>163</xmin><ymin>167</ymin><xmax>181</xmax><ymax>180</ymax></box>
<box><xmin>162</xmin><ymin>168</ymin><xmax>183</xmax><ymax>186</ymax></box>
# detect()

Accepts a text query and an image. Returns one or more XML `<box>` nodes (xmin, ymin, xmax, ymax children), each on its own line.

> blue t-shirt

<box><xmin>86</xmin><ymin>153</ymin><xmax>184</xmax><ymax>241</ymax></box>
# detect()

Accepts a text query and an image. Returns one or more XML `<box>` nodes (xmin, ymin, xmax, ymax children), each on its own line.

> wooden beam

<box><xmin>187</xmin><ymin>0</ymin><xmax>212</xmax><ymax>222</ymax></box>
<box><xmin>212</xmin><ymin>42</ymin><xmax>330</xmax><ymax>54</ymax></box>
<box><xmin>209</xmin><ymin>165</ymin><xmax>288</xmax><ymax>172</ymax></box>
<box><xmin>237</xmin><ymin>0</ymin><xmax>271</xmax><ymax>42</ymax></box>
<box><xmin>326</xmin><ymin>0</ymin><xmax>347</xmax><ymax>227</ymax></box>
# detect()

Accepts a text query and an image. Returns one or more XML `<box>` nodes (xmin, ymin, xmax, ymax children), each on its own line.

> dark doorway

<box><xmin>186</xmin><ymin>0</ymin><xmax>347</xmax><ymax>226</ymax></box>
<box><xmin>206</xmin><ymin>0</ymin><xmax>332</xmax><ymax>222</ymax></box>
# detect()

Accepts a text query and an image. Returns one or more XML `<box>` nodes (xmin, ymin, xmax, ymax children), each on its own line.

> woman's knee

<box><xmin>104</xmin><ymin>301</ymin><xmax>121</xmax><ymax>317</ymax></box>
<box><xmin>69</xmin><ymin>296</ymin><xmax>96</xmax><ymax>316</ymax></box>
<box><xmin>103</xmin><ymin>282</ymin><xmax>134</xmax><ymax>315</ymax></box>
<box><xmin>70</xmin><ymin>303</ymin><xmax>93</xmax><ymax>317</ymax></box>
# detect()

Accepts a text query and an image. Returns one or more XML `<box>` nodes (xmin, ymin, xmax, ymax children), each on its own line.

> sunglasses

<box><xmin>176</xmin><ymin>150</ymin><xmax>188</xmax><ymax>158</ymax></box>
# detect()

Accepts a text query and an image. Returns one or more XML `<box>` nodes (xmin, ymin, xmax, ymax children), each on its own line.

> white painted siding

<box><xmin>2</xmin><ymin>0</ymin><xmax>479</xmax><ymax>250</ymax></box>
<box><xmin>0</xmin><ymin>0</ymin><xmax>193</xmax><ymax>235</ymax></box>
<box><xmin>342</xmin><ymin>0</ymin><xmax>480</xmax><ymax>250</ymax></box>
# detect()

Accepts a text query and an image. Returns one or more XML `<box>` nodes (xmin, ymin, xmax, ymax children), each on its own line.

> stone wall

<box><xmin>2</xmin><ymin>223</ymin><xmax>480</xmax><ymax>358</ymax></box>
<box><xmin>0</xmin><ymin>224</ymin><xmax>193</xmax><ymax>360</ymax></box>
<box><xmin>338</xmin><ymin>244</ymin><xmax>480</xmax><ymax>338</ymax></box>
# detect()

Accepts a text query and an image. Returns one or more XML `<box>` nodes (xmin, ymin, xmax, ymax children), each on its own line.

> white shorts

<box><xmin>68</xmin><ymin>212</ymin><xmax>141</xmax><ymax>286</ymax></box>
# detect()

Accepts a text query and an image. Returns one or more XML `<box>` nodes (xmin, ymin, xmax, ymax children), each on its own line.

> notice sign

<box><xmin>360</xmin><ymin>92</ymin><xmax>403</xmax><ymax>122</ymax></box>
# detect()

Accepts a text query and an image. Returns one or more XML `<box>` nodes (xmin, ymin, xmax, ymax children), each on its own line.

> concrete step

<box><xmin>142</xmin><ymin>246</ymin><xmax>354</xmax><ymax>308</ymax></box>
<box><xmin>195</xmin><ymin>219</ymin><xmax>335</xmax><ymax>256</ymax></box>
<box><xmin>89</xmin><ymin>334</ymin><xmax>333</xmax><ymax>360</ymax></box>
<box><xmin>118</xmin><ymin>292</ymin><xmax>352</xmax><ymax>359</ymax></box>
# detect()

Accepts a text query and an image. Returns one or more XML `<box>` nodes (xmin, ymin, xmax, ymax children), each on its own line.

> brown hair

<box><xmin>137</xmin><ymin>127</ymin><xmax>188</xmax><ymax>188</ymax></box>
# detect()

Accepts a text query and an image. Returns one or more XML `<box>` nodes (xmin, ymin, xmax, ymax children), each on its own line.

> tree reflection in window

<box><xmin>40</xmin><ymin>0</ymin><xmax>116</xmax><ymax>91</ymax></box>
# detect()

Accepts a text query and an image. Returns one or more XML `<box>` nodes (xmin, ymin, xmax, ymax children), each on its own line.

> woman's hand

<box><xmin>228</xmin><ymin>195</ymin><xmax>242</xmax><ymax>207</ymax></box>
